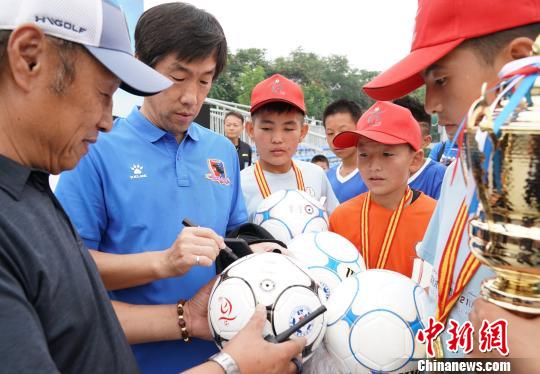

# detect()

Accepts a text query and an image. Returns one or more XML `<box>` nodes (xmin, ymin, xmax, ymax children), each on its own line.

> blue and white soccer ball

<box><xmin>287</xmin><ymin>231</ymin><xmax>366</xmax><ymax>299</ymax></box>
<box><xmin>325</xmin><ymin>270</ymin><xmax>429</xmax><ymax>373</ymax></box>
<box><xmin>208</xmin><ymin>252</ymin><xmax>327</xmax><ymax>361</ymax></box>
<box><xmin>253</xmin><ymin>189</ymin><xmax>328</xmax><ymax>244</ymax></box>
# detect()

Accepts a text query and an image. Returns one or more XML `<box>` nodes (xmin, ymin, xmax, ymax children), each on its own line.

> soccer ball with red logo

<box><xmin>207</xmin><ymin>252</ymin><xmax>327</xmax><ymax>361</ymax></box>
<box><xmin>325</xmin><ymin>269</ymin><xmax>429</xmax><ymax>373</ymax></box>
<box><xmin>253</xmin><ymin>189</ymin><xmax>329</xmax><ymax>244</ymax></box>
<box><xmin>287</xmin><ymin>231</ymin><xmax>366</xmax><ymax>300</ymax></box>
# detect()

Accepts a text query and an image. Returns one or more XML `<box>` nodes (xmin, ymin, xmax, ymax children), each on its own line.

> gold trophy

<box><xmin>466</xmin><ymin>63</ymin><xmax>540</xmax><ymax>314</ymax></box>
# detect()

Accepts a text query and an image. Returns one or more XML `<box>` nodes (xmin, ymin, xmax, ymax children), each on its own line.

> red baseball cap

<box><xmin>250</xmin><ymin>74</ymin><xmax>306</xmax><ymax>114</ymax></box>
<box><xmin>333</xmin><ymin>101</ymin><xmax>421</xmax><ymax>151</ymax></box>
<box><xmin>363</xmin><ymin>0</ymin><xmax>540</xmax><ymax>101</ymax></box>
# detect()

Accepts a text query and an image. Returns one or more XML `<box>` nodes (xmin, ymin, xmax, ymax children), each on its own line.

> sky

<box><xmin>113</xmin><ymin>0</ymin><xmax>418</xmax><ymax>117</ymax></box>
<box><xmin>144</xmin><ymin>0</ymin><xmax>417</xmax><ymax>72</ymax></box>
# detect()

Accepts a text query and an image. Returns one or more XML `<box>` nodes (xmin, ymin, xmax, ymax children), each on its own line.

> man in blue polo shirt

<box><xmin>55</xmin><ymin>3</ymin><xmax>246</xmax><ymax>373</ymax></box>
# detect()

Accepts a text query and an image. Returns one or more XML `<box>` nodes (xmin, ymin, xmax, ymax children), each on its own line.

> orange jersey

<box><xmin>329</xmin><ymin>191</ymin><xmax>436</xmax><ymax>277</ymax></box>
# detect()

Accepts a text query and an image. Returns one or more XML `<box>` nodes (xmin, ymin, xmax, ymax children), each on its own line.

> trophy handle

<box><xmin>466</xmin><ymin>83</ymin><xmax>497</xmax><ymax>221</ymax></box>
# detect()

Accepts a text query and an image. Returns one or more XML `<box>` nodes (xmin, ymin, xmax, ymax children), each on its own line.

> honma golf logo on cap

<box><xmin>34</xmin><ymin>15</ymin><xmax>86</xmax><ymax>33</ymax></box>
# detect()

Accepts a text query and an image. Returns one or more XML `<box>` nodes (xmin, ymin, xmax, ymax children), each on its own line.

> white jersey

<box><xmin>417</xmin><ymin>158</ymin><xmax>494</xmax><ymax>358</ymax></box>
<box><xmin>241</xmin><ymin>160</ymin><xmax>339</xmax><ymax>222</ymax></box>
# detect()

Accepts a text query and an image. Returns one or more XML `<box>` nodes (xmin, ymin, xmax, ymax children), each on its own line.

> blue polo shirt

<box><xmin>326</xmin><ymin>164</ymin><xmax>368</xmax><ymax>203</ymax></box>
<box><xmin>55</xmin><ymin>107</ymin><xmax>247</xmax><ymax>373</ymax></box>
<box><xmin>408</xmin><ymin>159</ymin><xmax>446</xmax><ymax>200</ymax></box>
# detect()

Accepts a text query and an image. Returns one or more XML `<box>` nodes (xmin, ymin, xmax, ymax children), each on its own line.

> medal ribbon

<box><xmin>435</xmin><ymin>199</ymin><xmax>481</xmax><ymax>324</ymax></box>
<box><xmin>360</xmin><ymin>187</ymin><xmax>413</xmax><ymax>270</ymax></box>
<box><xmin>254</xmin><ymin>161</ymin><xmax>305</xmax><ymax>199</ymax></box>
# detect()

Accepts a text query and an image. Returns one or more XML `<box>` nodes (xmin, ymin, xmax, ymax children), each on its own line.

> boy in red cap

<box><xmin>241</xmin><ymin>74</ymin><xmax>339</xmax><ymax>222</ymax></box>
<box><xmin>364</xmin><ymin>0</ymin><xmax>540</xmax><ymax>361</ymax></box>
<box><xmin>329</xmin><ymin>101</ymin><xmax>436</xmax><ymax>278</ymax></box>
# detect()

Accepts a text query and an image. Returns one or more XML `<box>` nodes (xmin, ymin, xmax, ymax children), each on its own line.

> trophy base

<box><xmin>481</xmin><ymin>272</ymin><xmax>540</xmax><ymax>314</ymax></box>
<box><xmin>470</xmin><ymin>220</ymin><xmax>540</xmax><ymax>314</ymax></box>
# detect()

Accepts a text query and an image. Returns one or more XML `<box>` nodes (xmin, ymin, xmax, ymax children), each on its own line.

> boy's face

<box><xmin>325</xmin><ymin>112</ymin><xmax>358</xmax><ymax>161</ymax></box>
<box><xmin>357</xmin><ymin>138</ymin><xmax>423</xmax><ymax>197</ymax></box>
<box><xmin>247</xmin><ymin>110</ymin><xmax>308</xmax><ymax>172</ymax></box>
<box><xmin>422</xmin><ymin>46</ymin><xmax>502</xmax><ymax>136</ymax></box>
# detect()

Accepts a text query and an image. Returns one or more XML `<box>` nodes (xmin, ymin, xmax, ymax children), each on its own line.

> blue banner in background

<box><xmin>116</xmin><ymin>0</ymin><xmax>144</xmax><ymax>48</ymax></box>
<box><xmin>113</xmin><ymin>0</ymin><xmax>145</xmax><ymax>117</ymax></box>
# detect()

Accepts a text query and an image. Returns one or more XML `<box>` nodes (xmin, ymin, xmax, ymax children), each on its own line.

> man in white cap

<box><xmin>0</xmin><ymin>1</ymin><xmax>304</xmax><ymax>372</ymax></box>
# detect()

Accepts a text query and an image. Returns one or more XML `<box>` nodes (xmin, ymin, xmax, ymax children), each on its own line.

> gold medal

<box><xmin>434</xmin><ymin>336</ymin><xmax>444</xmax><ymax>359</ymax></box>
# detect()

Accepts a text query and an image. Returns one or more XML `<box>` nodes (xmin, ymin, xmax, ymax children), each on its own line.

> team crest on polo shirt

<box><xmin>205</xmin><ymin>159</ymin><xmax>231</xmax><ymax>185</ymax></box>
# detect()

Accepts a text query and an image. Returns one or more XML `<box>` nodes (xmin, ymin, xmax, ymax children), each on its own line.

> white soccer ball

<box><xmin>253</xmin><ymin>189</ymin><xmax>328</xmax><ymax>244</ymax></box>
<box><xmin>325</xmin><ymin>270</ymin><xmax>429</xmax><ymax>373</ymax></box>
<box><xmin>287</xmin><ymin>231</ymin><xmax>366</xmax><ymax>299</ymax></box>
<box><xmin>208</xmin><ymin>252</ymin><xmax>327</xmax><ymax>361</ymax></box>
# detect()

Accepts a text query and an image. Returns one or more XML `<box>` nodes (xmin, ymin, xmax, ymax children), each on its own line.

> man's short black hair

<box><xmin>134</xmin><ymin>2</ymin><xmax>227</xmax><ymax>80</ymax></box>
<box><xmin>460</xmin><ymin>22</ymin><xmax>540</xmax><ymax>65</ymax></box>
<box><xmin>322</xmin><ymin>99</ymin><xmax>362</xmax><ymax>128</ymax></box>
<box><xmin>224</xmin><ymin>111</ymin><xmax>244</xmax><ymax>123</ymax></box>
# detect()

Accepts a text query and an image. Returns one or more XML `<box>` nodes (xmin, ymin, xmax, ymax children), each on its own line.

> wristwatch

<box><xmin>209</xmin><ymin>351</ymin><xmax>240</xmax><ymax>374</ymax></box>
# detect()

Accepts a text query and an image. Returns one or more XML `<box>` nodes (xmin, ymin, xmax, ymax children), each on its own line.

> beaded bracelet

<box><xmin>177</xmin><ymin>299</ymin><xmax>191</xmax><ymax>343</ymax></box>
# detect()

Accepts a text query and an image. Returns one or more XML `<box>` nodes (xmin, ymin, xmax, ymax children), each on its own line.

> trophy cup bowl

<box><xmin>466</xmin><ymin>82</ymin><xmax>540</xmax><ymax>314</ymax></box>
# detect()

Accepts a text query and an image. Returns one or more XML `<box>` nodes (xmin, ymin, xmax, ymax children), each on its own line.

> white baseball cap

<box><xmin>0</xmin><ymin>0</ymin><xmax>172</xmax><ymax>96</ymax></box>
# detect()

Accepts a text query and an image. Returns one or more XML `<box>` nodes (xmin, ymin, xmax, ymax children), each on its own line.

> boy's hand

<box><xmin>468</xmin><ymin>298</ymin><xmax>539</xmax><ymax>359</ymax></box>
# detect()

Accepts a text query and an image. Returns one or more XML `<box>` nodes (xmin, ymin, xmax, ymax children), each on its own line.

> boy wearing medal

<box><xmin>240</xmin><ymin>74</ymin><xmax>339</xmax><ymax>221</ymax></box>
<box><xmin>363</xmin><ymin>0</ymin><xmax>540</xmax><ymax>359</ymax></box>
<box><xmin>329</xmin><ymin>101</ymin><xmax>436</xmax><ymax>278</ymax></box>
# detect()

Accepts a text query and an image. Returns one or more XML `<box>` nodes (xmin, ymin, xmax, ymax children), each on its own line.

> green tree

<box><xmin>235</xmin><ymin>65</ymin><xmax>266</xmax><ymax>105</ymax></box>
<box><xmin>303</xmin><ymin>81</ymin><xmax>331</xmax><ymax>119</ymax></box>
<box><xmin>209</xmin><ymin>47</ymin><xmax>383</xmax><ymax>119</ymax></box>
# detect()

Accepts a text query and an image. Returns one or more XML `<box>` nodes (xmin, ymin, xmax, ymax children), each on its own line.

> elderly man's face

<box><xmin>43</xmin><ymin>48</ymin><xmax>120</xmax><ymax>173</ymax></box>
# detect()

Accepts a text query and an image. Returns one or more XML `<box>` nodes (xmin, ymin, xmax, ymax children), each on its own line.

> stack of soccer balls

<box><xmin>208</xmin><ymin>189</ymin><xmax>430</xmax><ymax>372</ymax></box>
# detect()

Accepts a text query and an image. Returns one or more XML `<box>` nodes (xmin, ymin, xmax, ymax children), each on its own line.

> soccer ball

<box><xmin>325</xmin><ymin>269</ymin><xmax>429</xmax><ymax>373</ymax></box>
<box><xmin>253</xmin><ymin>189</ymin><xmax>328</xmax><ymax>244</ymax></box>
<box><xmin>287</xmin><ymin>231</ymin><xmax>366</xmax><ymax>299</ymax></box>
<box><xmin>208</xmin><ymin>252</ymin><xmax>327</xmax><ymax>361</ymax></box>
